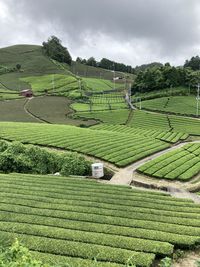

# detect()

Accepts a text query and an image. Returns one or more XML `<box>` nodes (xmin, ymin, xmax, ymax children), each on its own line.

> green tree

<box><xmin>86</xmin><ymin>57</ymin><xmax>97</xmax><ymax>67</ymax></box>
<box><xmin>42</xmin><ymin>36</ymin><xmax>72</xmax><ymax>65</ymax></box>
<box><xmin>184</xmin><ymin>56</ymin><xmax>200</xmax><ymax>70</ymax></box>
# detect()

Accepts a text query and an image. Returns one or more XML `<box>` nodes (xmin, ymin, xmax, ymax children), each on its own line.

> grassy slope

<box><xmin>70</xmin><ymin>61</ymin><xmax>135</xmax><ymax>81</ymax></box>
<box><xmin>0</xmin><ymin>45</ymin><xmax>65</xmax><ymax>90</ymax></box>
<box><xmin>137</xmin><ymin>96</ymin><xmax>199</xmax><ymax>116</ymax></box>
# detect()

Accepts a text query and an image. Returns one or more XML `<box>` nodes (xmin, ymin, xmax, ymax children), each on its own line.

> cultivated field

<box><xmin>1</xmin><ymin>173</ymin><xmax>200</xmax><ymax>267</ymax></box>
<box><xmin>138</xmin><ymin>96</ymin><xmax>199</xmax><ymax>116</ymax></box>
<box><xmin>21</xmin><ymin>74</ymin><xmax>78</xmax><ymax>95</ymax></box>
<box><xmin>91</xmin><ymin>124</ymin><xmax>188</xmax><ymax>143</ymax></box>
<box><xmin>0</xmin><ymin>122</ymin><xmax>170</xmax><ymax>167</ymax></box>
<box><xmin>26</xmin><ymin>96</ymin><xmax>96</xmax><ymax>126</ymax></box>
<box><xmin>0</xmin><ymin>99</ymin><xmax>38</xmax><ymax>122</ymax></box>
<box><xmin>74</xmin><ymin>109</ymin><xmax>130</xmax><ymax>124</ymax></box>
<box><xmin>82</xmin><ymin>77</ymin><xmax>123</xmax><ymax>92</ymax></box>
<box><xmin>128</xmin><ymin>110</ymin><xmax>200</xmax><ymax>135</ymax></box>
<box><xmin>138</xmin><ymin>143</ymin><xmax>200</xmax><ymax>181</ymax></box>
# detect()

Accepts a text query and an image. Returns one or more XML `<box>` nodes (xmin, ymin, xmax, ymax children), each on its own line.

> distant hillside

<box><xmin>70</xmin><ymin>61</ymin><xmax>134</xmax><ymax>81</ymax></box>
<box><xmin>0</xmin><ymin>45</ymin><xmax>67</xmax><ymax>90</ymax></box>
<box><xmin>0</xmin><ymin>44</ymin><xmax>134</xmax><ymax>91</ymax></box>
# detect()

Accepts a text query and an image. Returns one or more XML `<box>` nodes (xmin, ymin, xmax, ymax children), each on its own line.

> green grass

<box><xmin>138</xmin><ymin>143</ymin><xmax>200</xmax><ymax>181</ymax></box>
<box><xmin>1</xmin><ymin>173</ymin><xmax>200</xmax><ymax>266</ymax></box>
<box><xmin>137</xmin><ymin>96</ymin><xmax>199</xmax><ymax>116</ymax></box>
<box><xmin>0</xmin><ymin>122</ymin><xmax>170</xmax><ymax>167</ymax></box>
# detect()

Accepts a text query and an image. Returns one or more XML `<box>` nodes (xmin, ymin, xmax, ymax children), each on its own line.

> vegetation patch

<box><xmin>0</xmin><ymin>122</ymin><xmax>170</xmax><ymax>167</ymax></box>
<box><xmin>91</xmin><ymin>124</ymin><xmax>188</xmax><ymax>143</ymax></box>
<box><xmin>137</xmin><ymin>96</ymin><xmax>199</xmax><ymax>116</ymax></box>
<box><xmin>137</xmin><ymin>143</ymin><xmax>200</xmax><ymax>181</ymax></box>
<box><xmin>0</xmin><ymin>173</ymin><xmax>199</xmax><ymax>266</ymax></box>
<box><xmin>0</xmin><ymin>140</ymin><xmax>91</xmax><ymax>176</ymax></box>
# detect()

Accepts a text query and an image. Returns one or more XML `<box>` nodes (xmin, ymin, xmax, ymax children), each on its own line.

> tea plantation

<box><xmin>0</xmin><ymin>122</ymin><xmax>170</xmax><ymax>167</ymax></box>
<box><xmin>138</xmin><ymin>143</ymin><xmax>200</xmax><ymax>181</ymax></box>
<box><xmin>0</xmin><ymin>173</ymin><xmax>200</xmax><ymax>266</ymax></box>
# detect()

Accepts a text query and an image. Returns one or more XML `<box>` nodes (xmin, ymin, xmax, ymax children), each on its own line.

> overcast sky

<box><xmin>0</xmin><ymin>0</ymin><xmax>200</xmax><ymax>67</ymax></box>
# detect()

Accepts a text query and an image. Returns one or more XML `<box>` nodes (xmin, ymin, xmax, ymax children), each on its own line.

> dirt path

<box><xmin>23</xmin><ymin>97</ymin><xmax>50</xmax><ymax>123</ymax></box>
<box><xmin>173</xmin><ymin>250</ymin><xmax>200</xmax><ymax>267</ymax></box>
<box><xmin>109</xmin><ymin>140</ymin><xmax>200</xmax><ymax>186</ymax></box>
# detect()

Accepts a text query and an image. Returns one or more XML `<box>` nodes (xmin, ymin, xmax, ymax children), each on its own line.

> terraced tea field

<box><xmin>128</xmin><ymin>111</ymin><xmax>200</xmax><ymax>136</ymax></box>
<box><xmin>74</xmin><ymin>109</ymin><xmax>130</xmax><ymax>124</ymax></box>
<box><xmin>138</xmin><ymin>143</ymin><xmax>200</xmax><ymax>181</ymax></box>
<box><xmin>72</xmin><ymin>93</ymin><xmax>128</xmax><ymax>112</ymax></box>
<box><xmin>21</xmin><ymin>74</ymin><xmax>78</xmax><ymax>95</ymax></box>
<box><xmin>0</xmin><ymin>122</ymin><xmax>169</xmax><ymax>167</ymax></box>
<box><xmin>1</xmin><ymin>173</ymin><xmax>200</xmax><ymax>266</ymax></box>
<box><xmin>82</xmin><ymin>77</ymin><xmax>123</xmax><ymax>92</ymax></box>
<box><xmin>91</xmin><ymin>124</ymin><xmax>188</xmax><ymax>143</ymax></box>
<box><xmin>137</xmin><ymin>96</ymin><xmax>199</xmax><ymax>116</ymax></box>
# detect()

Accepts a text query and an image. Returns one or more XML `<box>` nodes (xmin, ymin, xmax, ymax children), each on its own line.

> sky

<box><xmin>0</xmin><ymin>0</ymin><xmax>200</xmax><ymax>67</ymax></box>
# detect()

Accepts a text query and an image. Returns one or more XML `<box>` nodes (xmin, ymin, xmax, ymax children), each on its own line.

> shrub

<box><xmin>60</xmin><ymin>153</ymin><xmax>91</xmax><ymax>176</ymax></box>
<box><xmin>0</xmin><ymin>141</ymin><xmax>91</xmax><ymax>176</ymax></box>
<box><xmin>0</xmin><ymin>239</ymin><xmax>47</xmax><ymax>267</ymax></box>
<box><xmin>159</xmin><ymin>257</ymin><xmax>172</xmax><ymax>267</ymax></box>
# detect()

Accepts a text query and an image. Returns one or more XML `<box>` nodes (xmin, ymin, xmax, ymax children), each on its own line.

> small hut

<box><xmin>19</xmin><ymin>89</ymin><xmax>33</xmax><ymax>97</ymax></box>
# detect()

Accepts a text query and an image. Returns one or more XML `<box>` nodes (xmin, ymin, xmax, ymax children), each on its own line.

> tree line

<box><xmin>76</xmin><ymin>56</ymin><xmax>133</xmax><ymax>73</ymax></box>
<box><xmin>42</xmin><ymin>36</ymin><xmax>200</xmax><ymax>93</ymax></box>
<box><xmin>133</xmin><ymin>61</ymin><xmax>200</xmax><ymax>93</ymax></box>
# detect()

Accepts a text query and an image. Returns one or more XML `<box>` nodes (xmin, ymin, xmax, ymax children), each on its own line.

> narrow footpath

<box><xmin>109</xmin><ymin>140</ymin><xmax>200</xmax><ymax>203</ymax></box>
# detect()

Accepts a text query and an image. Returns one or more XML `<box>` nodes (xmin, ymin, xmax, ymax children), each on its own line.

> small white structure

<box><xmin>92</xmin><ymin>163</ymin><xmax>104</xmax><ymax>178</ymax></box>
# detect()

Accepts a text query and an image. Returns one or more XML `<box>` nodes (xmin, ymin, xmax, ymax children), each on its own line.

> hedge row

<box><xmin>138</xmin><ymin>143</ymin><xmax>200</xmax><ymax>180</ymax></box>
<box><xmin>1</xmin><ymin>202</ymin><xmax>200</xmax><ymax>237</ymax></box>
<box><xmin>0</xmin><ymin>183</ymin><xmax>198</xmax><ymax>210</ymax></box>
<box><xmin>31</xmin><ymin>251</ymin><xmax>124</xmax><ymax>267</ymax></box>
<box><xmin>0</xmin><ymin>122</ymin><xmax>170</xmax><ymax>166</ymax></box>
<box><xmin>0</xmin><ymin>230</ymin><xmax>155</xmax><ymax>266</ymax></box>
<box><xmin>0</xmin><ymin>211</ymin><xmax>198</xmax><ymax>248</ymax></box>
<box><xmin>0</xmin><ymin>221</ymin><xmax>173</xmax><ymax>256</ymax></box>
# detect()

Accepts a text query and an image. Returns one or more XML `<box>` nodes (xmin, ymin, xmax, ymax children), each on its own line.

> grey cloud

<box><xmin>1</xmin><ymin>0</ymin><xmax>200</xmax><ymax>66</ymax></box>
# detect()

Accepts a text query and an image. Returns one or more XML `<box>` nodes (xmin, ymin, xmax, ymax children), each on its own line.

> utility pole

<box><xmin>113</xmin><ymin>62</ymin><xmax>116</xmax><ymax>90</ymax></box>
<box><xmin>78</xmin><ymin>78</ymin><xmax>82</xmax><ymax>97</ymax></box>
<box><xmin>52</xmin><ymin>74</ymin><xmax>55</xmax><ymax>94</ymax></box>
<box><xmin>197</xmin><ymin>83</ymin><xmax>200</xmax><ymax>116</ymax></box>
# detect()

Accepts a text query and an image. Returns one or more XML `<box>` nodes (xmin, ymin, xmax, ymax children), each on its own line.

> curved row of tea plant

<box><xmin>0</xmin><ymin>122</ymin><xmax>170</xmax><ymax>167</ymax></box>
<box><xmin>136</xmin><ymin>96</ymin><xmax>199</xmax><ymax>116</ymax></box>
<box><xmin>91</xmin><ymin>124</ymin><xmax>188</xmax><ymax>143</ymax></box>
<box><xmin>0</xmin><ymin>173</ymin><xmax>200</xmax><ymax>266</ymax></box>
<box><xmin>138</xmin><ymin>143</ymin><xmax>200</xmax><ymax>181</ymax></box>
<box><xmin>128</xmin><ymin>111</ymin><xmax>200</xmax><ymax>135</ymax></box>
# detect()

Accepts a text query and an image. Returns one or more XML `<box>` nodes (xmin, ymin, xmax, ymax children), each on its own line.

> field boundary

<box><xmin>23</xmin><ymin>98</ymin><xmax>50</xmax><ymax>124</ymax></box>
